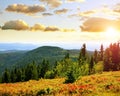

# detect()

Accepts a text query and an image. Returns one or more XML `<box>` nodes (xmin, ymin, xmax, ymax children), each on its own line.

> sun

<box><xmin>105</xmin><ymin>27</ymin><xmax>119</xmax><ymax>38</ymax></box>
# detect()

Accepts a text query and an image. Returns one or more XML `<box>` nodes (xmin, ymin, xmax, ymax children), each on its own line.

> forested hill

<box><xmin>0</xmin><ymin>46</ymin><xmax>87</xmax><ymax>75</ymax></box>
<box><xmin>14</xmin><ymin>46</ymin><xmax>73</xmax><ymax>67</ymax></box>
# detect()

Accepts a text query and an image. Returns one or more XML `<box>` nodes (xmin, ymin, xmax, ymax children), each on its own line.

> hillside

<box><xmin>0</xmin><ymin>51</ymin><xmax>27</xmax><ymax>75</ymax></box>
<box><xmin>0</xmin><ymin>71</ymin><xmax>120</xmax><ymax>96</ymax></box>
<box><xmin>13</xmin><ymin>46</ymin><xmax>80</xmax><ymax>67</ymax></box>
<box><xmin>0</xmin><ymin>46</ymin><xmax>82</xmax><ymax>75</ymax></box>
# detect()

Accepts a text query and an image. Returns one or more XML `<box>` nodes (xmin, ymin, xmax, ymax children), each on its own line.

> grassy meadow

<box><xmin>0</xmin><ymin>71</ymin><xmax>120</xmax><ymax>96</ymax></box>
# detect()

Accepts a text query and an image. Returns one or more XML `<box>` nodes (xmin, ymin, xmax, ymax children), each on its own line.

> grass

<box><xmin>0</xmin><ymin>71</ymin><xmax>120</xmax><ymax>96</ymax></box>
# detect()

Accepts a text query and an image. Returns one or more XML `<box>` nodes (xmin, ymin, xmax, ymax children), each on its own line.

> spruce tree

<box><xmin>89</xmin><ymin>56</ymin><xmax>94</xmax><ymax>74</ymax></box>
<box><xmin>65</xmin><ymin>70</ymin><xmax>75</xmax><ymax>83</ymax></box>
<box><xmin>40</xmin><ymin>59</ymin><xmax>49</xmax><ymax>78</ymax></box>
<box><xmin>31</xmin><ymin>62</ymin><xmax>38</xmax><ymax>80</ymax></box>
<box><xmin>2</xmin><ymin>68</ymin><xmax>11</xmax><ymax>83</ymax></box>
<box><xmin>78</xmin><ymin>43</ymin><xmax>86</xmax><ymax>66</ymax></box>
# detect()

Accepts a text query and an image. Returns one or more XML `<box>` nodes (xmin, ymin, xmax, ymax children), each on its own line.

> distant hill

<box><xmin>0</xmin><ymin>46</ymin><xmax>93</xmax><ymax>75</ymax></box>
<box><xmin>0</xmin><ymin>50</ymin><xmax>28</xmax><ymax>75</ymax></box>
<box><xmin>12</xmin><ymin>46</ymin><xmax>79</xmax><ymax>68</ymax></box>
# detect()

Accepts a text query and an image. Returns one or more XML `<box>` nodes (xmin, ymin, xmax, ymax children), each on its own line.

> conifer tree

<box><xmin>40</xmin><ymin>59</ymin><xmax>50</xmax><ymax>78</ymax></box>
<box><xmin>65</xmin><ymin>70</ymin><xmax>75</xmax><ymax>83</ymax></box>
<box><xmin>78</xmin><ymin>43</ymin><xmax>86</xmax><ymax>65</ymax></box>
<box><xmin>89</xmin><ymin>56</ymin><xmax>94</xmax><ymax>74</ymax></box>
<box><xmin>93</xmin><ymin>49</ymin><xmax>98</xmax><ymax>63</ymax></box>
<box><xmin>31</xmin><ymin>62</ymin><xmax>38</xmax><ymax>80</ymax></box>
<box><xmin>100</xmin><ymin>44</ymin><xmax>104</xmax><ymax>61</ymax></box>
<box><xmin>2</xmin><ymin>68</ymin><xmax>11</xmax><ymax>83</ymax></box>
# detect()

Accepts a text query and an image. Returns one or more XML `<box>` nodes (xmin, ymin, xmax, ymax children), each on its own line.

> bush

<box><xmin>44</xmin><ymin>70</ymin><xmax>55</xmax><ymax>79</ymax></box>
<box><xmin>37</xmin><ymin>89</ymin><xmax>46</xmax><ymax>95</ymax></box>
<box><xmin>94</xmin><ymin>61</ymin><xmax>103</xmax><ymax>73</ymax></box>
<box><xmin>65</xmin><ymin>70</ymin><xmax>76</xmax><ymax>83</ymax></box>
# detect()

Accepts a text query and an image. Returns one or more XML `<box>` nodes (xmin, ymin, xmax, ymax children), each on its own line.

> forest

<box><xmin>0</xmin><ymin>42</ymin><xmax>120</xmax><ymax>83</ymax></box>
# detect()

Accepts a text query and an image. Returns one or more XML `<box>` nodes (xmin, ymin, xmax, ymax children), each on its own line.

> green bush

<box><xmin>94</xmin><ymin>61</ymin><xmax>103</xmax><ymax>73</ymax></box>
<box><xmin>65</xmin><ymin>70</ymin><xmax>76</xmax><ymax>83</ymax></box>
<box><xmin>44</xmin><ymin>70</ymin><xmax>55</xmax><ymax>79</ymax></box>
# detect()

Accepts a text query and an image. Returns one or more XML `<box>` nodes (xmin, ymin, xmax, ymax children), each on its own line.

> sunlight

<box><xmin>105</xmin><ymin>27</ymin><xmax>119</xmax><ymax>38</ymax></box>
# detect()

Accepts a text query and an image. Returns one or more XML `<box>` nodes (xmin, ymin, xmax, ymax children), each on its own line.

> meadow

<box><xmin>0</xmin><ymin>71</ymin><xmax>120</xmax><ymax>96</ymax></box>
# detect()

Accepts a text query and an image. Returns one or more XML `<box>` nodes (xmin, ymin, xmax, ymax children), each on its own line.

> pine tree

<box><xmin>40</xmin><ymin>59</ymin><xmax>50</xmax><ymax>78</ymax></box>
<box><xmin>89</xmin><ymin>56</ymin><xmax>94</xmax><ymax>74</ymax></box>
<box><xmin>65</xmin><ymin>70</ymin><xmax>75</xmax><ymax>83</ymax></box>
<box><xmin>78</xmin><ymin>43</ymin><xmax>87</xmax><ymax>66</ymax></box>
<box><xmin>2</xmin><ymin>68</ymin><xmax>11</xmax><ymax>83</ymax></box>
<box><xmin>100</xmin><ymin>44</ymin><xmax>104</xmax><ymax>61</ymax></box>
<box><xmin>31</xmin><ymin>62</ymin><xmax>38</xmax><ymax>80</ymax></box>
<box><xmin>64</xmin><ymin>52</ymin><xmax>70</xmax><ymax>59</ymax></box>
<box><xmin>93</xmin><ymin>49</ymin><xmax>98</xmax><ymax>63</ymax></box>
<box><xmin>16</xmin><ymin>69</ymin><xmax>22</xmax><ymax>82</ymax></box>
<box><xmin>25</xmin><ymin>61</ymin><xmax>38</xmax><ymax>81</ymax></box>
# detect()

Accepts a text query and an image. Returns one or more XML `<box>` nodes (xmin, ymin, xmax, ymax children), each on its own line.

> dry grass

<box><xmin>0</xmin><ymin>71</ymin><xmax>120</xmax><ymax>96</ymax></box>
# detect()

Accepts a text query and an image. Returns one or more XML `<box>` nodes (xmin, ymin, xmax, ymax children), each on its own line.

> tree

<box><xmin>2</xmin><ymin>68</ymin><xmax>11</xmax><ymax>83</ymax></box>
<box><xmin>25</xmin><ymin>61</ymin><xmax>38</xmax><ymax>81</ymax></box>
<box><xmin>78</xmin><ymin>44</ymin><xmax>87</xmax><ymax>66</ymax></box>
<box><xmin>16</xmin><ymin>69</ymin><xmax>22</xmax><ymax>82</ymax></box>
<box><xmin>93</xmin><ymin>49</ymin><xmax>98</xmax><ymax>63</ymax></box>
<box><xmin>100</xmin><ymin>44</ymin><xmax>104</xmax><ymax>61</ymax></box>
<box><xmin>64</xmin><ymin>52</ymin><xmax>70</xmax><ymax>59</ymax></box>
<box><xmin>89</xmin><ymin>56</ymin><xmax>94</xmax><ymax>74</ymax></box>
<box><xmin>10</xmin><ymin>69</ymin><xmax>17</xmax><ymax>82</ymax></box>
<box><xmin>40</xmin><ymin>59</ymin><xmax>50</xmax><ymax>78</ymax></box>
<box><xmin>65</xmin><ymin>70</ymin><xmax>76</xmax><ymax>83</ymax></box>
<box><xmin>31</xmin><ymin>62</ymin><xmax>38</xmax><ymax>80</ymax></box>
<box><xmin>104</xmin><ymin>42</ymin><xmax>120</xmax><ymax>71</ymax></box>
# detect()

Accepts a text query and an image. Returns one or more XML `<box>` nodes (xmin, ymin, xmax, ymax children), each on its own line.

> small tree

<box><xmin>2</xmin><ymin>68</ymin><xmax>11</xmax><ymax>83</ymax></box>
<box><xmin>89</xmin><ymin>56</ymin><xmax>94</xmax><ymax>74</ymax></box>
<box><xmin>65</xmin><ymin>70</ymin><xmax>76</xmax><ymax>83</ymax></box>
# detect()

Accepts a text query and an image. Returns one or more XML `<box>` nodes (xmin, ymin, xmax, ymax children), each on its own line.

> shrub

<box><xmin>44</xmin><ymin>70</ymin><xmax>55</xmax><ymax>79</ymax></box>
<box><xmin>65</xmin><ymin>70</ymin><xmax>76</xmax><ymax>83</ymax></box>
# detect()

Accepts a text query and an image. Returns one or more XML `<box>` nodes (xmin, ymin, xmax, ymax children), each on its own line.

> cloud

<box><xmin>68</xmin><ymin>10</ymin><xmax>95</xmax><ymax>19</ymax></box>
<box><xmin>44</xmin><ymin>26</ymin><xmax>60</xmax><ymax>31</ymax></box>
<box><xmin>67</xmin><ymin>0</ymin><xmax>85</xmax><ymax>3</ymax></box>
<box><xmin>40</xmin><ymin>0</ymin><xmax>62</xmax><ymax>8</ymax></box>
<box><xmin>80</xmin><ymin>17</ymin><xmax>118</xmax><ymax>32</ymax></box>
<box><xmin>30</xmin><ymin>23</ymin><xmax>45</xmax><ymax>31</ymax></box>
<box><xmin>54</xmin><ymin>8</ymin><xmax>68</xmax><ymax>14</ymax></box>
<box><xmin>2</xmin><ymin>20</ymin><xmax>29</xmax><ymax>30</ymax></box>
<box><xmin>113</xmin><ymin>3</ymin><xmax>120</xmax><ymax>13</ymax></box>
<box><xmin>1</xmin><ymin>20</ymin><xmax>75</xmax><ymax>32</ymax></box>
<box><xmin>6</xmin><ymin>4</ymin><xmax>46</xmax><ymax>14</ymax></box>
<box><xmin>80</xmin><ymin>10</ymin><xmax>95</xmax><ymax>16</ymax></box>
<box><xmin>62</xmin><ymin>28</ymin><xmax>75</xmax><ymax>32</ymax></box>
<box><xmin>42</xmin><ymin>13</ymin><xmax>53</xmax><ymax>16</ymax></box>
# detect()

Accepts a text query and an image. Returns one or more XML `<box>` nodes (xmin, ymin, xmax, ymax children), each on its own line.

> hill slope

<box><xmin>14</xmin><ymin>46</ymin><xmax>83</xmax><ymax>67</ymax></box>
<box><xmin>0</xmin><ymin>51</ymin><xmax>27</xmax><ymax>75</ymax></box>
<box><xmin>0</xmin><ymin>46</ymin><xmax>80</xmax><ymax>75</ymax></box>
<box><xmin>0</xmin><ymin>71</ymin><xmax>120</xmax><ymax>96</ymax></box>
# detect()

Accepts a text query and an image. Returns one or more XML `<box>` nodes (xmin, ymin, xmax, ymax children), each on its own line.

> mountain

<box><xmin>0</xmin><ymin>46</ymin><xmax>93</xmax><ymax>75</ymax></box>
<box><xmin>12</xmin><ymin>46</ymin><xmax>79</xmax><ymax>68</ymax></box>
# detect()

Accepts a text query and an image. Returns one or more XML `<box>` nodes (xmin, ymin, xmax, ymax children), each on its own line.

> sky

<box><xmin>0</xmin><ymin>0</ymin><xmax>120</xmax><ymax>50</ymax></box>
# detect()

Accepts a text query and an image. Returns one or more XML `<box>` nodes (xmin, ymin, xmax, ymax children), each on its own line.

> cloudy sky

<box><xmin>0</xmin><ymin>0</ymin><xmax>120</xmax><ymax>50</ymax></box>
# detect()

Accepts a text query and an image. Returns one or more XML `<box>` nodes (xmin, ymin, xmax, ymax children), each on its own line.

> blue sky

<box><xmin>0</xmin><ymin>0</ymin><xmax>120</xmax><ymax>50</ymax></box>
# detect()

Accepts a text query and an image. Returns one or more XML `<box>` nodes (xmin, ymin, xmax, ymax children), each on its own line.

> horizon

<box><xmin>0</xmin><ymin>42</ymin><xmax>113</xmax><ymax>51</ymax></box>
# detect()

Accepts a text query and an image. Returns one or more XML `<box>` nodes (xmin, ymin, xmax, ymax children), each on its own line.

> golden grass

<box><xmin>0</xmin><ymin>71</ymin><xmax>120</xmax><ymax>96</ymax></box>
